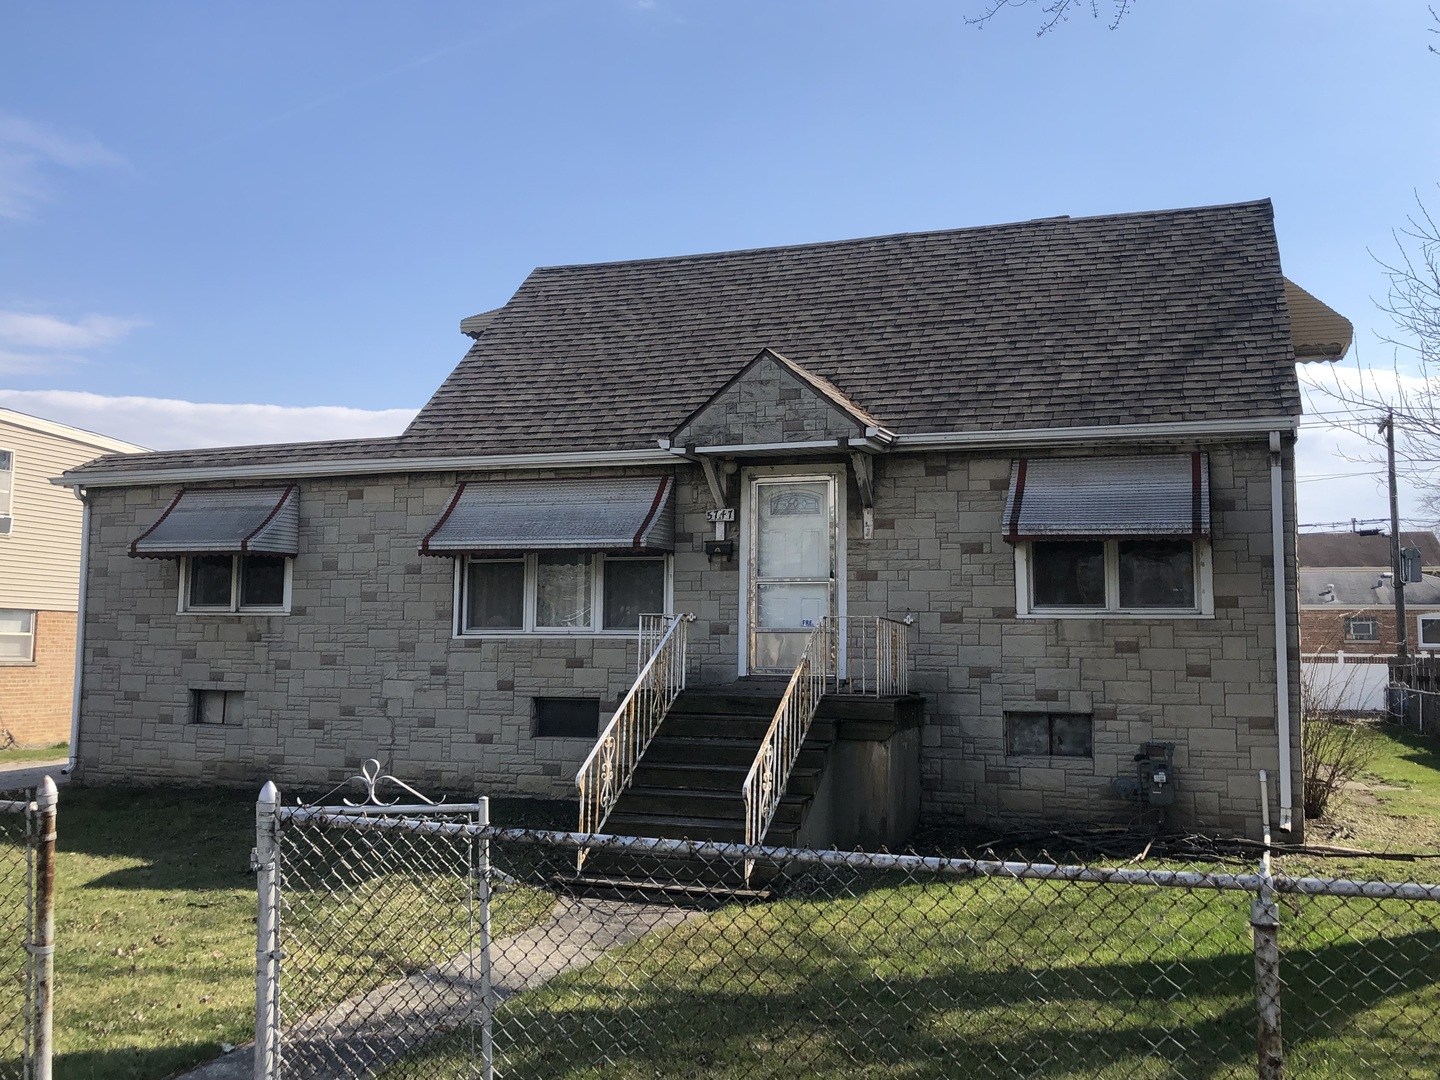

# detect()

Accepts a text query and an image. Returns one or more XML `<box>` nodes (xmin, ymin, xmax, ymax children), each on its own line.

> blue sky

<box><xmin>1</xmin><ymin>0</ymin><xmax>1438</xmax><ymax>525</ymax></box>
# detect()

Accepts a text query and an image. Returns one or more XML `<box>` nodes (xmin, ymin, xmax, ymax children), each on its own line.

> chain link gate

<box><xmin>0</xmin><ymin>778</ymin><xmax>56</xmax><ymax>1080</ymax></box>
<box><xmin>254</xmin><ymin>764</ymin><xmax>495</xmax><ymax>1080</ymax></box>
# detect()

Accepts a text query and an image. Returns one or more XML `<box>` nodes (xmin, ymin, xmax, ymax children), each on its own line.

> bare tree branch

<box><xmin>1305</xmin><ymin>188</ymin><xmax>1440</xmax><ymax>520</ymax></box>
<box><xmin>966</xmin><ymin>0</ymin><xmax>1132</xmax><ymax>35</ymax></box>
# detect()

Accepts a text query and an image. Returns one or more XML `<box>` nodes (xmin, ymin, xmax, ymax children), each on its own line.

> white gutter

<box><xmin>67</xmin><ymin>487</ymin><xmax>90</xmax><ymax>775</ymax></box>
<box><xmin>894</xmin><ymin>416</ymin><xmax>1300</xmax><ymax>451</ymax></box>
<box><xmin>1269</xmin><ymin>431</ymin><xmax>1295</xmax><ymax>831</ymax></box>
<box><xmin>54</xmin><ymin>416</ymin><xmax>1302</xmax><ymax>489</ymax></box>
<box><xmin>54</xmin><ymin>448</ymin><xmax>680</xmax><ymax>489</ymax></box>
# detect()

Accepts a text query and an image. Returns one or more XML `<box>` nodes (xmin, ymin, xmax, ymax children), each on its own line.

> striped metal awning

<box><xmin>130</xmin><ymin>485</ymin><xmax>299</xmax><ymax>558</ymax></box>
<box><xmin>1003</xmin><ymin>453</ymin><xmax>1210</xmax><ymax>541</ymax></box>
<box><xmin>421</xmin><ymin>476</ymin><xmax>675</xmax><ymax>555</ymax></box>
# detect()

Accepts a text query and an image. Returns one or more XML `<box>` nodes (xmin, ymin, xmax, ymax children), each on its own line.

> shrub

<box><xmin>1301</xmin><ymin>662</ymin><xmax>1379</xmax><ymax>820</ymax></box>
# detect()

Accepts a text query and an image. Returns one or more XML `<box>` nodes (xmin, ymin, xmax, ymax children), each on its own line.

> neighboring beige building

<box><xmin>0</xmin><ymin>409</ymin><xmax>146</xmax><ymax>746</ymax></box>
<box><xmin>64</xmin><ymin>200</ymin><xmax>1348</xmax><ymax>843</ymax></box>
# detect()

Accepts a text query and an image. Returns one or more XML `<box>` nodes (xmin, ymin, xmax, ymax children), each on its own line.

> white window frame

<box><xmin>0</xmin><ymin>447</ymin><xmax>13</xmax><ymax>536</ymax></box>
<box><xmin>1417</xmin><ymin>613</ymin><xmax>1440</xmax><ymax>650</ymax></box>
<box><xmin>178</xmin><ymin>555</ymin><xmax>293</xmax><ymax>614</ymax></box>
<box><xmin>1344</xmin><ymin>615</ymin><xmax>1381</xmax><ymax>643</ymax></box>
<box><xmin>0</xmin><ymin>608</ymin><xmax>35</xmax><ymax>663</ymax></box>
<box><xmin>1014</xmin><ymin>538</ymin><xmax>1214</xmax><ymax>619</ymax></box>
<box><xmin>455</xmin><ymin>553</ymin><xmax>672</xmax><ymax>637</ymax></box>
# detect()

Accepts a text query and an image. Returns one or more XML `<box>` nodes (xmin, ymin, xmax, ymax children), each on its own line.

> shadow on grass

<box><xmin>59</xmin><ymin>785</ymin><xmax>577</xmax><ymax>891</ymax></box>
<box><xmin>394</xmin><ymin>921</ymin><xmax>1440</xmax><ymax>1079</ymax></box>
<box><xmin>55</xmin><ymin>1041</ymin><xmax>223</xmax><ymax>1080</ymax></box>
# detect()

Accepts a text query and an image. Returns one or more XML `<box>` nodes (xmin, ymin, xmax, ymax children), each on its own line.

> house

<box><xmin>0</xmin><ymin>409</ymin><xmax>145</xmax><ymax>747</ymax></box>
<box><xmin>1298</xmin><ymin>531</ymin><xmax>1440</xmax><ymax>655</ymax></box>
<box><xmin>60</xmin><ymin>199</ymin><xmax>1347</xmax><ymax>841</ymax></box>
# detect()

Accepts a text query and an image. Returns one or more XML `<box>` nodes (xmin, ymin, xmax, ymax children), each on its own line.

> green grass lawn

<box><xmin>0</xmin><ymin>742</ymin><xmax>69</xmax><ymax>766</ymax></box>
<box><xmin>11</xmin><ymin>727</ymin><xmax>1440</xmax><ymax>1080</ymax></box>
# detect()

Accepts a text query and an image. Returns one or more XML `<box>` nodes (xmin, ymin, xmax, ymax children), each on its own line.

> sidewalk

<box><xmin>0</xmin><ymin>756</ymin><xmax>69</xmax><ymax>793</ymax></box>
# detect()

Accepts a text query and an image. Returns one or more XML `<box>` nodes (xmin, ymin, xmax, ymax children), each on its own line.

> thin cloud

<box><xmin>0</xmin><ymin>389</ymin><xmax>417</xmax><ymax>451</ymax></box>
<box><xmin>0</xmin><ymin>311</ymin><xmax>146</xmax><ymax>350</ymax></box>
<box><xmin>0</xmin><ymin>110</ymin><xmax>124</xmax><ymax>221</ymax></box>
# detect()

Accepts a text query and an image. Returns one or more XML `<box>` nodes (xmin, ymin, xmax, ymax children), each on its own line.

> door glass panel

<box><xmin>756</xmin><ymin>482</ymin><xmax>831</xmax><ymax>579</ymax></box>
<box><xmin>756</xmin><ymin>582</ymin><xmax>831</xmax><ymax>629</ymax></box>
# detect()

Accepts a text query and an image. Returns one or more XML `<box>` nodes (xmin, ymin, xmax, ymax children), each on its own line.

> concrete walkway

<box><xmin>0</xmin><ymin>757</ymin><xmax>69</xmax><ymax>794</ymax></box>
<box><xmin>173</xmin><ymin>894</ymin><xmax>700</xmax><ymax>1079</ymax></box>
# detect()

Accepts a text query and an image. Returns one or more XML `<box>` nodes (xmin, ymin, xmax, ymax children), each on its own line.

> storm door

<box><xmin>746</xmin><ymin>474</ymin><xmax>839</xmax><ymax>674</ymax></box>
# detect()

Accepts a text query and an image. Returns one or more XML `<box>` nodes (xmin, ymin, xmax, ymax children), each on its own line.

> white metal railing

<box><xmin>577</xmin><ymin>613</ymin><xmax>695</xmax><ymax>838</ymax></box>
<box><xmin>743</xmin><ymin>620</ymin><xmax>831</xmax><ymax>850</ymax></box>
<box><xmin>831</xmin><ymin>615</ymin><xmax>913</xmax><ymax>696</ymax></box>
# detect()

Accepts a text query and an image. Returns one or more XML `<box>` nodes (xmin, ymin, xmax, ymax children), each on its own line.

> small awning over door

<box><xmin>130</xmin><ymin>485</ymin><xmax>299</xmax><ymax>558</ymax></box>
<box><xmin>421</xmin><ymin>476</ymin><xmax>675</xmax><ymax>555</ymax></box>
<box><xmin>1003</xmin><ymin>453</ymin><xmax>1210</xmax><ymax>541</ymax></box>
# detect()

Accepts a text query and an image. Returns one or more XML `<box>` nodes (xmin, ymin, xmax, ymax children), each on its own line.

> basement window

<box><xmin>533</xmin><ymin>698</ymin><xmax>601</xmax><ymax>739</ymax></box>
<box><xmin>1006</xmin><ymin>712</ymin><xmax>1093</xmax><ymax>758</ymax></box>
<box><xmin>193</xmin><ymin>689</ymin><xmax>244</xmax><ymax>726</ymax></box>
<box><xmin>1344</xmin><ymin>616</ymin><xmax>1380</xmax><ymax>643</ymax></box>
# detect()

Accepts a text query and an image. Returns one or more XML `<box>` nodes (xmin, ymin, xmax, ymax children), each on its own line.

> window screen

<box><xmin>241</xmin><ymin>555</ymin><xmax>287</xmax><ymax>607</ymax></box>
<box><xmin>1031</xmin><ymin>541</ymin><xmax>1105</xmax><ymax>607</ymax></box>
<box><xmin>603</xmin><ymin>558</ymin><xmax>665</xmax><ymax>630</ymax></box>
<box><xmin>465</xmin><ymin>560</ymin><xmax>525</xmax><ymax>630</ymax></box>
<box><xmin>188</xmin><ymin>555</ymin><xmax>234</xmax><ymax>607</ymax></box>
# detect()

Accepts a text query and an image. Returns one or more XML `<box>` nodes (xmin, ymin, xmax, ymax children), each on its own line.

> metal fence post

<box><xmin>1252</xmin><ymin>771</ymin><xmax>1284</xmax><ymax>1079</ymax></box>
<box><xmin>30</xmin><ymin>776</ymin><xmax>57</xmax><ymax>1080</ymax></box>
<box><xmin>253</xmin><ymin>782</ymin><xmax>280</xmax><ymax>1080</ymax></box>
<box><xmin>476</xmin><ymin>796</ymin><xmax>494</xmax><ymax>1080</ymax></box>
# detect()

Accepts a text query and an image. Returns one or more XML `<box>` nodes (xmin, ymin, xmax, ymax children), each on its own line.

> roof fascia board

<box><xmin>57</xmin><ymin>417</ymin><xmax>1299</xmax><ymax>489</ymax></box>
<box><xmin>895</xmin><ymin>416</ymin><xmax>1299</xmax><ymax>451</ymax></box>
<box><xmin>0</xmin><ymin>408</ymin><xmax>149</xmax><ymax>454</ymax></box>
<box><xmin>55</xmin><ymin>448</ymin><xmax>679</xmax><ymax>489</ymax></box>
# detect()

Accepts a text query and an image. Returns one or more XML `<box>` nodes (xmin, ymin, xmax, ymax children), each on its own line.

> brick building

<box><xmin>64</xmin><ymin>200</ymin><xmax>1347</xmax><ymax>840</ymax></box>
<box><xmin>1298</xmin><ymin>531</ymin><xmax>1440</xmax><ymax>655</ymax></box>
<box><xmin>0</xmin><ymin>409</ymin><xmax>145</xmax><ymax>746</ymax></box>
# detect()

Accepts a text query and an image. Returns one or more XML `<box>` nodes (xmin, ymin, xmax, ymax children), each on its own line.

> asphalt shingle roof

<box><xmin>1298</xmin><ymin>531</ymin><xmax>1440</xmax><ymax>569</ymax></box>
<box><xmin>68</xmin><ymin>199</ymin><xmax>1304</xmax><ymax>480</ymax></box>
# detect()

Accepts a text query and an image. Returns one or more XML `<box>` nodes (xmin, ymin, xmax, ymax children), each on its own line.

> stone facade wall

<box><xmin>671</xmin><ymin>355</ymin><xmax>863</xmax><ymax>447</ymax></box>
<box><xmin>74</xmin><ymin>436</ymin><xmax>1302</xmax><ymax>838</ymax></box>
<box><xmin>0</xmin><ymin>609</ymin><xmax>76</xmax><ymax>746</ymax></box>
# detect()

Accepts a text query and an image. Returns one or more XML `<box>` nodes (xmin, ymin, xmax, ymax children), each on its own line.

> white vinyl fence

<box><xmin>1301</xmin><ymin>652</ymin><xmax>1391</xmax><ymax>712</ymax></box>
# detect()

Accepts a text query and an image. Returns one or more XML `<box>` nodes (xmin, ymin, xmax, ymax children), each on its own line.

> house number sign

<box><xmin>706</xmin><ymin>508</ymin><xmax>736</xmax><ymax>522</ymax></box>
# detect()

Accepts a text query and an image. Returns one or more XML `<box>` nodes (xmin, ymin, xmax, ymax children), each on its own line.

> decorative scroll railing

<box><xmin>743</xmin><ymin>621</ymin><xmax>830</xmax><ymax>850</ymax></box>
<box><xmin>743</xmin><ymin>616</ymin><xmax>913</xmax><ymax>852</ymax></box>
<box><xmin>577</xmin><ymin>613</ymin><xmax>694</xmax><ymax>839</ymax></box>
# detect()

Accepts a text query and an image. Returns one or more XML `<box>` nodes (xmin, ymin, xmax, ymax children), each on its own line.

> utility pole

<box><xmin>1381</xmin><ymin>412</ymin><xmax>1408</xmax><ymax>661</ymax></box>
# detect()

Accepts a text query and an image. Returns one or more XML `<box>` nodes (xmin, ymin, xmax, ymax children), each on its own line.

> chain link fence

<box><xmin>257</xmin><ymin>788</ymin><xmax>1440</xmax><ymax>1080</ymax></box>
<box><xmin>0</xmin><ymin>780</ymin><xmax>56</xmax><ymax>1080</ymax></box>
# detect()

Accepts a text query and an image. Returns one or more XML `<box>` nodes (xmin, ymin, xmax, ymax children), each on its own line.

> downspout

<box><xmin>1269</xmin><ymin>432</ymin><xmax>1294</xmax><ymax>831</ymax></box>
<box><xmin>66</xmin><ymin>486</ymin><xmax>90</xmax><ymax>775</ymax></box>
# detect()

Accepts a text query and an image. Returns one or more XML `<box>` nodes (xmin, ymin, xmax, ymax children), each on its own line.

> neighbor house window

<box><xmin>1016</xmin><ymin>539</ymin><xmax>1212</xmax><ymax>617</ymax></box>
<box><xmin>1418</xmin><ymin>614</ymin><xmax>1440</xmax><ymax>651</ymax></box>
<box><xmin>181</xmin><ymin>555</ymin><xmax>291</xmax><ymax>613</ymax></box>
<box><xmin>533</xmin><ymin>697</ymin><xmax>601</xmax><ymax>738</ymax></box>
<box><xmin>1006</xmin><ymin>712</ymin><xmax>1093</xmax><ymax>758</ymax></box>
<box><xmin>460</xmin><ymin>554</ymin><xmax>667</xmax><ymax>635</ymax></box>
<box><xmin>0</xmin><ymin>449</ymin><xmax>12</xmax><ymax>535</ymax></box>
<box><xmin>1344</xmin><ymin>616</ymin><xmax>1380</xmax><ymax>643</ymax></box>
<box><xmin>192</xmin><ymin>688</ymin><xmax>244</xmax><ymax>725</ymax></box>
<box><xmin>0</xmin><ymin>609</ymin><xmax>35</xmax><ymax>662</ymax></box>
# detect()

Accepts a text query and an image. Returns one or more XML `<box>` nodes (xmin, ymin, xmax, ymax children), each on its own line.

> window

<box><xmin>0</xmin><ymin>449</ymin><xmax>12</xmax><ymax>535</ymax></box>
<box><xmin>181</xmin><ymin>555</ymin><xmax>291</xmax><ymax>613</ymax></box>
<box><xmin>192</xmin><ymin>689</ymin><xmax>244</xmax><ymax>725</ymax></box>
<box><xmin>459</xmin><ymin>554</ymin><xmax>667</xmax><ymax>635</ymax></box>
<box><xmin>1344</xmin><ymin>616</ymin><xmax>1380</xmax><ymax>643</ymax></box>
<box><xmin>1006</xmin><ymin>712</ymin><xmax>1093</xmax><ymax>757</ymax></box>
<box><xmin>533</xmin><ymin>697</ymin><xmax>601</xmax><ymax>738</ymax></box>
<box><xmin>0</xmin><ymin>609</ymin><xmax>35</xmax><ymax>662</ymax></box>
<box><xmin>1418</xmin><ymin>614</ymin><xmax>1440</xmax><ymax>650</ymax></box>
<box><xmin>1016</xmin><ymin>539</ymin><xmax>1212</xmax><ymax>617</ymax></box>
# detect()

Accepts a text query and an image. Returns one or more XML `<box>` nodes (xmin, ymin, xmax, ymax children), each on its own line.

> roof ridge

<box><xmin>530</xmin><ymin>199</ymin><xmax>1275</xmax><ymax>275</ymax></box>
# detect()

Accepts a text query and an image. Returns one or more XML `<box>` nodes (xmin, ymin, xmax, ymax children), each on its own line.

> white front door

<box><xmin>743</xmin><ymin>471</ymin><xmax>843</xmax><ymax>674</ymax></box>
